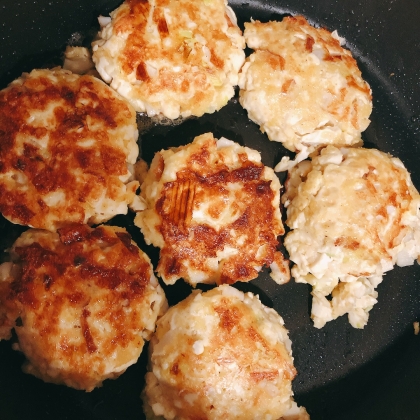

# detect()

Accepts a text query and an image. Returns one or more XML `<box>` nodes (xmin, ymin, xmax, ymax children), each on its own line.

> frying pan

<box><xmin>0</xmin><ymin>0</ymin><xmax>419</xmax><ymax>419</ymax></box>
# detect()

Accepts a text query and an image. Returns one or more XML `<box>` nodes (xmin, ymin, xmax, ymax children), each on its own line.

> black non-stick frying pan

<box><xmin>1</xmin><ymin>0</ymin><xmax>419</xmax><ymax>419</ymax></box>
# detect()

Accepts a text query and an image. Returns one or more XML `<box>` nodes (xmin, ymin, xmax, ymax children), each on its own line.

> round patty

<box><xmin>92</xmin><ymin>0</ymin><xmax>245</xmax><ymax>120</ymax></box>
<box><xmin>238</xmin><ymin>16</ymin><xmax>372</xmax><ymax>170</ymax></box>
<box><xmin>282</xmin><ymin>145</ymin><xmax>420</xmax><ymax>328</ymax></box>
<box><xmin>134</xmin><ymin>133</ymin><xmax>290</xmax><ymax>286</ymax></box>
<box><xmin>0</xmin><ymin>225</ymin><xmax>167</xmax><ymax>391</ymax></box>
<box><xmin>143</xmin><ymin>285</ymin><xmax>309</xmax><ymax>420</ymax></box>
<box><xmin>0</xmin><ymin>68</ymin><xmax>140</xmax><ymax>231</ymax></box>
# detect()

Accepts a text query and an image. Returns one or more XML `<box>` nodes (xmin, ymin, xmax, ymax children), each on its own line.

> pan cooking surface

<box><xmin>0</xmin><ymin>0</ymin><xmax>419</xmax><ymax>419</ymax></box>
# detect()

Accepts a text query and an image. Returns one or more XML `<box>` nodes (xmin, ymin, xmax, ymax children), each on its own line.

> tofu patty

<box><xmin>0</xmin><ymin>225</ymin><xmax>167</xmax><ymax>391</ymax></box>
<box><xmin>238</xmin><ymin>16</ymin><xmax>372</xmax><ymax>170</ymax></box>
<box><xmin>143</xmin><ymin>285</ymin><xmax>309</xmax><ymax>420</ymax></box>
<box><xmin>134</xmin><ymin>133</ymin><xmax>290</xmax><ymax>286</ymax></box>
<box><xmin>92</xmin><ymin>0</ymin><xmax>245</xmax><ymax>120</ymax></box>
<box><xmin>0</xmin><ymin>68</ymin><xmax>141</xmax><ymax>231</ymax></box>
<box><xmin>282</xmin><ymin>146</ymin><xmax>420</xmax><ymax>328</ymax></box>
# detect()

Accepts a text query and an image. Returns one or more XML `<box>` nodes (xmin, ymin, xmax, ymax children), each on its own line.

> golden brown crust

<box><xmin>135</xmin><ymin>133</ymin><xmax>288</xmax><ymax>286</ymax></box>
<box><xmin>156</xmin><ymin>165</ymin><xmax>278</xmax><ymax>283</ymax></box>
<box><xmin>116</xmin><ymin>0</ymin><xmax>233</xmax><ymax>90</ymax></box>
<box><xmin>92</xmin><ymin>0</ymin><xmax>245</xmax><ymax>118</ymax></box>
<box><xmin>0</xmin><ymin>225</ymin><xmax>167</xmax><ymax>390</ymax></box>
<box><xmin>0</xmin><ymin>68</ymin><xmax>139</xmax><ymax>230</ymax></box>
<box><xmin>11</xmin><ymin>225</ymin><xmax>150</xmax><ymax>335</ymax></box>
